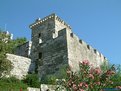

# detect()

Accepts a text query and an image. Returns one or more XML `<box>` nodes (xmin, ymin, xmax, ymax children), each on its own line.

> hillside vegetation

<box><xmin>0</xmin><ymin>29</ymin><xmax>26</xmax><ymax>76</ymax></box>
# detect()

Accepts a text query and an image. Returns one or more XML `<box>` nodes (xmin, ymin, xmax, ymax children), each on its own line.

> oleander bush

<box><xmin>58</xmin><ymin>60</ymin><xmax>121</xmax><ymax>91</ymax></box>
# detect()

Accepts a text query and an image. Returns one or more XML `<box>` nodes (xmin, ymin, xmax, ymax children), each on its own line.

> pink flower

<box><xmin>72</xmin><ymin>84</ymin><xmax>78</xmax><ymax>90</ymax></box>
<box><xmin>79</xmin><ymin>82</ymin><xmax>83</xmax><ymax>87</ymax></box>
<box><xmin>78</xmin><ymin>82</ymin><xmax>88</xmax><ymax>88</ymax></box>
<box><xmin>79</xmin><ymin>88</ymin><xmax>85</xmax><ymax>91</ymax></box>
<box><xmin>106</xmin><ymin>70</ymin><xmax>115</xmax><ymax>76</ymax></box>
<box><xmin>90</xmin><ymin>68</ymin><xmax>94</xmax><ymax>74</ymax></box>
<box><xmin>95</xmin><ymin>82</ymin><xmax>100</xmax><ymax>85</ymax></box>
<box><xmin>94</xmin><ymin>67</ymin><xmax>101</xmax><ymax>75</ymax></box>
<box><xmin>79</xmin><ymin>83</ymin><xmax>82</xmax><ymax>87</ymax></box>
<box><xmin>90</xmin><ymin>67</ymin><xmax>102</xmax><ymax>75</ymax></box>
<box><xmin>83</xmin><ymin>83</ymin><xmax>88</xmax><ymax>88</ymax></box>
<box><xmin>116</xmin><ymin>86</ymin><xmax>121</xmax><ymax>90</ymax></box>
<box><xmin>67</xmin><ymin>80</ymin><xmax>73</xmax><ymax>87</ymax></box>
<box><xmin>82</xmin><ymin>60</ymin><xmax>89</xmax><ymax>66</ymax></box>
<box><xmin>88</xmin><ymin>74</ymin><xmax>94</xmax><ymax>79</ymax></box>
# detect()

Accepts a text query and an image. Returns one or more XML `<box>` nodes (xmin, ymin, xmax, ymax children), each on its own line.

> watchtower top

<box><xmin>29</xmin><ymin>13</ymin><xmax>71</xmax><ymax>29</ymax></box>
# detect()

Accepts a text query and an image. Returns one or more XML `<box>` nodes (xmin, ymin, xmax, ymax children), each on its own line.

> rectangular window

<box><xmin>79</xmin><ymin>40</ymin><xmax>82</xmax><ymax>44</ymax></box>
<box><xmin>104</xmin><ymin>57</ymin><xmax>106</xmax><ymax>60</ymax></box>
<box><xmin>70</xmin><ymin>33</ymin><xmax>73</xmax><ymax>37</ymax></box>
<box><xmin>38</xmin><ymin>33</ymin><xmax>41</xmax><ymax>38</ymax></box>
<box><xmin>94</xmin><ymin>49</ymin><xmax>97</xmax><ymax>54</ymax></box>
<box><xmin>87</xmin><ymin>45</ymin><xmax>90</xmax><ymax>50</ymax></box>
<box><xmin>39</xmin><ymin>52</ymin><xmax>42</xmax><ymax>59</ymax></box>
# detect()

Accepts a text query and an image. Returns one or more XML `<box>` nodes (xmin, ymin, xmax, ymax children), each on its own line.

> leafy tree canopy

<box><xmin>0</xmin><ymin>29</ymin><xmax>27</xmax><ymax>76</ymax></box>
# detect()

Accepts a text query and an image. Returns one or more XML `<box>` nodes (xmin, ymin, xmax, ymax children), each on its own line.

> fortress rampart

<box><xmin>66</xmin><ymin>29</ymin><xmax>107</xmax><ymax>71</ymax></box>
<box><xmin>29</xmin><ymin>13</ymin><xmax>107</xmax><ymax>79</ymax></box>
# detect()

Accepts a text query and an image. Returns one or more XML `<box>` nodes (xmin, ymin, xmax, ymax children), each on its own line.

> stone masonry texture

<box><xmin>29</xmin><ymin>13</ymin><xmax>107</xmax><ymax>80</ymax></box>
<box><xmin>6</xmin><ymin>53</ymin><xmax>34</xmax><ymax>79</ymax></box>
<box><xmin>15</xmin><ymin>41</ymin><xmax>32</xmax><ymax>58</ymax></box>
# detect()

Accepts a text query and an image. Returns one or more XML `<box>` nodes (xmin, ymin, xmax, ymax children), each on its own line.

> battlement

<box><xmin>29</xmin><ymin>13</ymin><xmax>71</xmax><ymax>29</ymax></box>
<box><xmin>69</xmin><ymin>32</ymin><xmax>107</xmax><ymax>61</ymax></box>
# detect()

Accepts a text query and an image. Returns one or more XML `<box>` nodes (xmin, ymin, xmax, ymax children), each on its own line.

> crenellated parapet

<box><xmin>69</xmin><ymin>32</ymin><xmax>107</xmax><ymax>61</ymax></box>
<box><xmin>29</xmin><ymin>13</ymin><xmax>71</xmax><ymax>29</ymax></box>
<box><xmin>29</xmin><ymin>13</ymin><xmax>55</xmax><ymax>29</ymax></box>
<box><xmin>55</xmin><ymin>15</ymin><xmax>71</xmax><ymax>29</ymax></box>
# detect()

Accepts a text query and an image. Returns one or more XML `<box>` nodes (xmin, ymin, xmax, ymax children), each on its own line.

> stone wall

<box><xmin>6</xmin><ymin>53</ymin><xmax>34</xmax><ymax>79</ymax></box>
<box><xmin>27</xmin><ymin>87</ymin><xmax>40</xmax><ymax>91</ymax></box>
<box><xmin>15</xmin><ymin>41</ymin><xmax>32</xmax><ymax>58</ymax></box>
<box><xmin>38</xmin><ymin>28</ymin><xmax>68</xmax><ymax>79</ymax></box>
<box><xmin>30</xmin><ymin>14</ymin><xmax>70</xmax><ymax>79</ymax></box>
<box><xmin>41</xmin><ymin>84</ymin><xmax>66</xmax><ymax>91</ymax></box>
<box><xmin>30</xmin><ymin>13</ymin><xmax>108</xmax><ymax>80</ymax></box>
<box><xmin>66</xmin><ymin>28</ymin><xmax>107</xmax><ymax>71</ymax></box>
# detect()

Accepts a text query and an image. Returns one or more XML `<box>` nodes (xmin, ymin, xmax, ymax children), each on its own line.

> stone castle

<box><xmin>30</xmin><ymin>14</ymin><xmax>106</xmax><ymax>79</ymax></box>
<box><xmin>28</xmin><ymin>13</ymin><xmax>107</xmax><ymax>79</ymax></box>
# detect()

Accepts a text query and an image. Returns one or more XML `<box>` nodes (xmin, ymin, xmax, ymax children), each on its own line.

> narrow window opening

<box><xmin>94</xmin><ymin>49</ymin><xmax>96</xmax><ymax>54</ymax></box>
<box><xmin>38</xmin><ymin>33</ymin><xmax>42</xmax><ymax>44</ymax></box>
<box><xmin>87</xmin><ymin>45</ymin><xmax>90</xmax><ymax>50</ymax></box>
<box><xmin>70</xmin><ymin>33</ymin><xmax>73</xmax><ymax>37</ymax></box>
<box><xmin>38</xmin><ymin>33</ymin><xmax>41</xmax><ymax>38</ymax></box>
<box><xmin>104</xmin><ymin>57</ymin><xmax>106</xmax><ymax>60</ymax></box>
<box><xmin>79</xmin><ymin>40</ymin><xmax>82</xmax><ymax>44</ymax></box>
<box><xmin>39</xmin><ymin>52</ymin><xmax>42</xmax><ymax>59</ymax></box>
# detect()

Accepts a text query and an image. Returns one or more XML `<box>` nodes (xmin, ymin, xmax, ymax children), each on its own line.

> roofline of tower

<box><xmin>29</xmin><ymin>13</ymin><xmax>71</xmax><ymax>29</ymax></box>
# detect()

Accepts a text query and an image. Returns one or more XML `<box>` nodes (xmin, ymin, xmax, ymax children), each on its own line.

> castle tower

<box><xmin>29</xmin><ymin>13</ymin><xmax>107</xmax><ymax>80</ymax></box>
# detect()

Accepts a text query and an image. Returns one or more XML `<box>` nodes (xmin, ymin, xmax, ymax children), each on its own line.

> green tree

<box><xmin>0</xmin><ymin>30</ymin><xmax>13</xmax><ymax>76</ymax></box>
<box><xmin>7</xmin><ymin>37</ymin><xmax>27</xmax><ymax>54</ymax></box>
<box><xmin>0</xmin><ymin>29</ymin><xmax>27</xmax><ymax>54</ymax></box>
<box><xmin>111</xmin><ymin>65</ymin><xmax>121</xmax><ymax>86</ymax></box>
<box><xmin>101</xmin><ymin>61</ymin><xmax>121</xmax><ymax>86</ymax></box>
<box><xmin>0</xmin><ymin>29</ymin><xmax>27</xmax><ymax>76</ymax></box>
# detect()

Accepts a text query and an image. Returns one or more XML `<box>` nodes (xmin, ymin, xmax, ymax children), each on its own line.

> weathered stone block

<box><xmin>6</xmin><ymin>53</ymin><xmax>34</xmax><ymax>79</ymax></box>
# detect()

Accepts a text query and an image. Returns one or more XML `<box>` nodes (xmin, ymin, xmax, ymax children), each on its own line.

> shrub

<box><xmin>54</xmin><ymin>64</ymin><xmax>68</xmax><ymax>79</ymax></box>
<box><xmin>111</xmin><ymin>64</ymin><xmax>121</xmax><ymax>86</ymax></box>
<box><xmin>22</xmin><ymin>73</ymin><xmax>40</xmax><ymax>88</ymax></box>
<box><xmin>60</xmin><ymin>60</ymin><xmax>121</xmax><ymax>91</ymax></box>
<box><xmin>41</xmin><ymin>74</ymin><xmax>57</xmax><ymax>84</ymax></box>
<box><xmin>0</xmin><ymin>77</ymin><xmax>27</xmax><ymax>90</ymax></box>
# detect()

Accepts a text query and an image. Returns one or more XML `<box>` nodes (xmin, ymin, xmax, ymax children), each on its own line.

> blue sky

<box><xmin>0</xmin><ymin>0</ymin><xmax>121</xmax><ymax>64</ymax></box>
